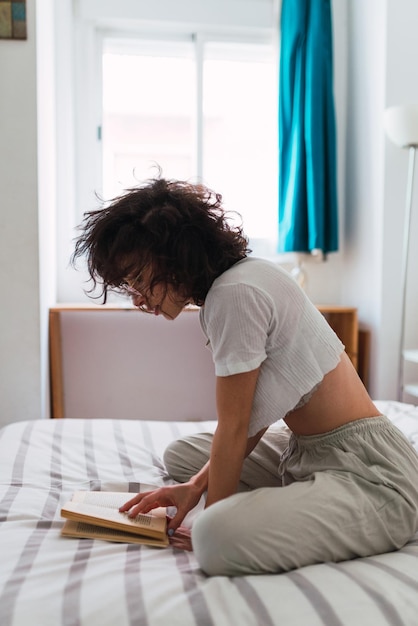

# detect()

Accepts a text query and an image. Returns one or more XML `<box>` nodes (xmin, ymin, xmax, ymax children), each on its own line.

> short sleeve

<box><xmin>201</xmin><ymin>283</ymin><xmax>274</xmax><ymax>376</ymax></box>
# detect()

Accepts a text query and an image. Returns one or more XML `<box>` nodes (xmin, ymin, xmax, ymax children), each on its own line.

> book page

<box><xmin>71</xmin><ymin>488</ymin><xmax>158</xmax><ymax>510</ymax></box>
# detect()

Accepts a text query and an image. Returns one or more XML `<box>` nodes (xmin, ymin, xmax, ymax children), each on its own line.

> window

<box><xmin>102</xmin><ymin>38</ymin><xmax>196</xmax><ymax>194</ymax></box>
<box><xmin>101</xmin><ymin>34</ymin><xmax>278</xmax><ymax>256</ymax></box>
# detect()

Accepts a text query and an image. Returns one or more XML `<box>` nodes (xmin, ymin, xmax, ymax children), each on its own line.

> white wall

<box><xmin>342</xmin><ymin>0</ymin><xmax>418</xmax><ymax>400</ymax></box>
<box><xmin>340</xmin><ymin>0</ymin><xmax>387</xmax><ymax>397</ymax></box>
<box><xmin>76</xmin><ymin>0</ymin><xmax>274</xmax><ymax>31</ymax></box>
<box><xmin>0</xmin><ymin>0</ymin><xmax>43</xmax><ymax>427</ymax></box>
<box><xmin>37</xmin><ymin>0</ymin><xmax>58</xmax><ymax>421</ymax></box>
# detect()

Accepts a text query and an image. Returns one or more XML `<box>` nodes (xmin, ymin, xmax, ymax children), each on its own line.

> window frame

<box><xmin>74</xmin><ymin>24</ymin><xmax>278</xmax><ymax>218</ymax></box>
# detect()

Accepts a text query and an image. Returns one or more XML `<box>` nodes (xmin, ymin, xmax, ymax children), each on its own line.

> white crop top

<box><xmin>199</xmin><ymin>257</ymin><xmax>344</xmax><ymax>436</ymax></box>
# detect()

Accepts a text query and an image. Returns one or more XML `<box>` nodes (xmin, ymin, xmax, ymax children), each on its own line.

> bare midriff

<box><xmin>283</xmin><ymin>352</ymin><xmax>381</xmax><ymax>436</ymax></box>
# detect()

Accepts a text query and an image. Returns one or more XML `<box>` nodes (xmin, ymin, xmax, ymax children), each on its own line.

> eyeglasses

<box><xmin>119</xmin><ymin>283</ymin><xmax>142</xmax><ymax>297</ymax></box>
<box><xmin>119</xmin><ymin>272</ymin><xmax>145</xmax><ymax>298</ymax></box>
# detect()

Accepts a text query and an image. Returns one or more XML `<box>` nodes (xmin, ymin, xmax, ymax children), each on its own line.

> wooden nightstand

<box><xmin>317</xmin><ymin>306</ymin><xmax>358</xmax><ymax>371</ymax></box>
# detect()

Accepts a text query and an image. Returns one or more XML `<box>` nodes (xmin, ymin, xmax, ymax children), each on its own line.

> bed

<box><xmin>1</xmin><ymin>400</ymin><xmax>418</xmax><ymax>626</ymax></box>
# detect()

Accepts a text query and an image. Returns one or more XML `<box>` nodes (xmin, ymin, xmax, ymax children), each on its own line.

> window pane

<box><xmin>102</xmin><ymin>40</ymin><xmax>195</xmax><ymax>199</ymax></box>
<box><xmin>202</xmin><ymin>42</ymin><xmax>278</xmax><ymax>255</ymax></box>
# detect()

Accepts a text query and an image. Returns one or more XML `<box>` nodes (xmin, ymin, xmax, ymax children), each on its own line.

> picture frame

<box><xmin>0</xmin><ymin>1</ymin><xmax>27</xmax><ymax>40</ymax></box>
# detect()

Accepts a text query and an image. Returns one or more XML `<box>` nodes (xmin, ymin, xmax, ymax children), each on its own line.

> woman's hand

<box><xmin>119</xmin><ymin>482</ymin><xmax>202</xmax><ymax>534</ymax></box>
<box><xmin>168</xmin><ymin>525</ymin><xmax>193</xmax><ymax>551</ymax></box>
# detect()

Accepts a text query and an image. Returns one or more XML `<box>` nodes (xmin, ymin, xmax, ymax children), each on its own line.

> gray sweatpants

<box><xmin>163</xmin><ymin>416</ymin><xmax>418</xmax><ymax>576</ymax></box>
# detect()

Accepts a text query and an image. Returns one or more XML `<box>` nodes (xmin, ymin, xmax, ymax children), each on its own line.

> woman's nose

<box><xmin>132</xmin><ymin>293</ymin><xmax>146</xmax><ymax>308</ymax></box>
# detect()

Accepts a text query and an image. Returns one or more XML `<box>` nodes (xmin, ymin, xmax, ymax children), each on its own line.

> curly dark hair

<box><xmin>72</xmin><ymin>176</ymin><xmax>250</xmax><ymax>305</ymax></box>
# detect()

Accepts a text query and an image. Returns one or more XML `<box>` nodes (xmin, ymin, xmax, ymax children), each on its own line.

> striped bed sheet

<box><xmin>0</xmin><ymin>401</ymin><xmax>417</xmax><ymax>626</ymax></box>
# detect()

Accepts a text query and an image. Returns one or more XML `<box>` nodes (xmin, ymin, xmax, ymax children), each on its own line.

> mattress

<box><xmin>0</xmin><ymin>400</ymin><xmax>418</xmax><ymax>626</ymax></box>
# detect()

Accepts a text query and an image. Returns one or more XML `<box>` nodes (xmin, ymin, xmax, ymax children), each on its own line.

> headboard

<box><xmin>49</xmin><ymin>306</ymin><xmax>217</xmax><ymax>420</ymax></box>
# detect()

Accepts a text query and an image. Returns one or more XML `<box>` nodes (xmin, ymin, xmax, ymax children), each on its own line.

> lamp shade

<box><xmin>384</xmin><ymin>104</ymin><xmax>418</xmax><ymax>148</ymax></box>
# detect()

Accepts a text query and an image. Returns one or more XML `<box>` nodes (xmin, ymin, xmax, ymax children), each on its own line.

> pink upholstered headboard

<box><xmin>49</xmin><ymin>306</ymin><xmax>217</xmax><ymax>421</ymax></box>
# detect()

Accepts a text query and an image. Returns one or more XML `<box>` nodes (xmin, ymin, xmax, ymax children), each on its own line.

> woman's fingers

<box><xmin>119</xmin><ymin>490</ymin><xmax>161</xmax><ymax>514</ymax></box>
<box><xmin>168</xmin><ymin>526</ymin><xmax>193</xmax><ymax>551</ymax></box>
<box><xmin>119</xmin><ymin>488</ymin><xmax>176</xmax><ymax>516</ymax></box>
<box><xmin>127</xmin><ymin>498</ymin><xmax>165</xmax><ymax>518</ymax></box>
<box><xmin>119</xmin><ymin>484</ymin><xmax>200</xmax><ymax>529</ymax></box>
<box><xmin>166</xmin><ymin>507</ymin><xmax>189</xmax><ymax>534</ymax></box>
<box><xmin>119</xmin><ymin>492</ymin><xmax>147</xmax><ymax>512</ymax></box>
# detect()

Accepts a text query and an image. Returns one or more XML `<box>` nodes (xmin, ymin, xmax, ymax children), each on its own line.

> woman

<box><xmin>73</xmin><ymin>175</ymin><xmax>418</xmax><ymax>576</ymax></box>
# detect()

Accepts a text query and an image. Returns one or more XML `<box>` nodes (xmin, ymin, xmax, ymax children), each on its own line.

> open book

<box><xmin>61</xmin><ymin>491</ymin><xmax>169</xmax><ymax>547</ymax></box>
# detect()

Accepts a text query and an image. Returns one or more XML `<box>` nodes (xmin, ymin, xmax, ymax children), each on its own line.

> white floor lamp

<box><xmin>384</xmin><ymin>104</ymin><xmax>418</xmax><ymax>401</ymax></box>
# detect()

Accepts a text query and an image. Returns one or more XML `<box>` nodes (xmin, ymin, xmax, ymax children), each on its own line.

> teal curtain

<box><xmin>278</xmin><ymin>0</ymin><xmax>338</xmax><ymax>255</ymax></box>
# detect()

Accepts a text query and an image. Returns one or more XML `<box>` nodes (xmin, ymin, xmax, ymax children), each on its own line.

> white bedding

<box><xmin>0</xmin><ymin>401</ymin><xmax>418</xmax><ymax>626</ymax></box>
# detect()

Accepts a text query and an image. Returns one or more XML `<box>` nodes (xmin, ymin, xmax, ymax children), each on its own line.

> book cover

<box><xmin>61</xmin><ymin>491</ymin><xmax>169</xmax><ymax>547</ymax></box>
